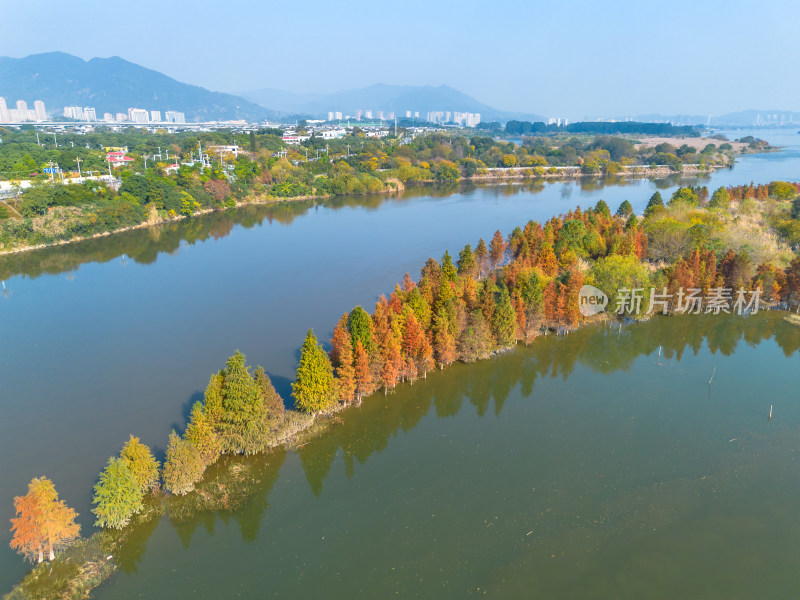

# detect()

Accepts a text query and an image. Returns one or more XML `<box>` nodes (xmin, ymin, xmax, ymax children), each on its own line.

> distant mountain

<box><xmin>0</xmin><ymin>52</ymin><xmax>273</xmax><ymax>122</ymax></box>
<box><xmin>240</xmin><ymin>83</ymin><xmax>544</xmax><ymax>123</ymax></box>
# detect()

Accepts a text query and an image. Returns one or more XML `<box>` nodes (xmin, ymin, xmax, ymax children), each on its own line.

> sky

<box><xmin>2</xmin><ymin>0</ymin><xmax>799</xmax><ymax>119</ymax></box>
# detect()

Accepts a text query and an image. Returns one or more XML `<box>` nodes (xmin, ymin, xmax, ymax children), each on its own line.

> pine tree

<box><xmin>185</xmin><ymin>401</ymin><xmax>222</xmax><ymax>466</ymax></box>
<box><xmin>120</xmin><ymin>435</ymin><xmax>160</xmax><ymax>494</ymax></box>
<box><xmin>292</xmin><ymin>330</ymin><xmax>335</xmax><ymax>413</ymax></box>
<box><xmin>10</xmin><ymin>477</ymin><xmax>80</xmax><ymax>563</ymax></box>
<box><xmin>162</xmin><ymin>431</ymin><xmax>205</xmax><ymax>496</ymax></box>
<box><xmin>616</xmin><ymin>200</ymin><xmax>634</xmax><ymax>217</ymax></box>
<box><xmin>645</xmin><ymin>191</ymin><xmax>664</xmax><ymax>215</ymax></box>
<box><xmin>202</xmin><ymin>372</ymin><xmax>225</xmax><ymax>424</ymax></box>
<box><xmin>254</xmin><ymin>366</ymin><xmax>285</xmax><ymax>416</ymax></box>
<box><xmin>92</xmin><ymin>457</ymin><xmax>143</xmax><ymax>529</ymax></box>
<box><xmin>493</xmin><ymin>286</ymin><xmax>517</xmax><ymax>347</ymax></box>
<box><xmin>219</xmin><ymin>351</ymin><xmax>265</xmax><ymax>453</ymax></box>
<box><xmin>348</xmin><ymin>306</ymin><xmax>374</xmax><ymax>353</ymax></box>
<box><xmin>441</xmin><ymin>250</ymin><xmax>458</xmax><ymax>282</ymax></box>
<box><xmin>457</xmin><ymin>244</ymin><xmax>477</xmax><ymax>277</ymax></box>
<box><xmin>475</xmin><ymin>238</ymin><xmax>489</xmax><ymax>277</ymax></box>
<box><xmin>490</xmin><ymin>230</ymin><xmax>507</xmax><ymax>268</ymax></box>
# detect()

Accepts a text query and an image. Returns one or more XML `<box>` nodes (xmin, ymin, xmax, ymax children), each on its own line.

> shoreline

<box><xmin>0</xmin><ymin>163</ymin><xmax>723</xmax><ymax>258</ymax></box>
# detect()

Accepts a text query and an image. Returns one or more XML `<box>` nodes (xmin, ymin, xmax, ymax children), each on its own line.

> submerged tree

<box><xmin>10</xmin><ymin>477</ymin><xmax>80</xmax><ymax>563</ymax></box>
<box><xmin>293</xmin><ymin>330</ymin><xmax>335</xmax><ymax>413</ymax></box>
<box><xmin>120</xmin><ymin>435</ymin><xmax>160</xmax><ymax>493</ymax></box>
<box><xmin>92</xmin><ymin>457</ymin><xmax>143</xmax><ymax>529</ymax></box>
<box><xmin>162</xmin><ymin>430</ymin><xmax>205</xmax><ymax>496</ymax></box>
<box><xmin>185</xmin><ymin>401</ymin><xmax>222</xmax><ymax>466</ymax></box>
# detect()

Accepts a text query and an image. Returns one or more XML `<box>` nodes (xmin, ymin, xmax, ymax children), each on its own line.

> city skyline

<box><xmin>1</xmin><ymin>0</ymin><xmax>799</xmax><ymax>119</ymax></box>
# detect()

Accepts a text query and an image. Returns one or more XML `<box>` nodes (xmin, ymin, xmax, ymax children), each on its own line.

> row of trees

<box><xmin>11</xmin><ymin>178</ymin><xmax>800</xmax><ymax>564</ymax></box>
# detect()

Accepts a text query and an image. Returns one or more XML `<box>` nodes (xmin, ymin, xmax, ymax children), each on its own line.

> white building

<box><xmin>164</xmin><ymin>111</ymin><xmax>186</xmax><ymax>123</ymax></box>
<box><xmin>128</xmin><ymin>108</ymin><xmax>149</xmax><ymax>123</ymax></box>
<box><xmin>150</xmin><ymin>110</ymin><xmax>161</xmax><ymax>122</ymax></box>
<box><xmin>64</xmin><ymin>106</ymin><xmax>84</xmax><ymax>120</ymax></box>
<box><xmin>83</xmin><ymin>107</ymin><xmax>97</xmax><ymax>122</ymax></box>
<box><xmin>103</xmin><ymin>113</ymin><xmax>114</xmax><ymax>122</ymax></box>
<box><xmin>320</xmin><ymin>128</ymin><xmax>346</xmax><ymax>139</ymax></box>
<box><xmin>453</xmin><ymin>112</ymin><xmax>481</xmax><ymax>127</ymax></box>
<box><xmin>116</xmin><ymin>112</ymin><xmax>127</xmax><ymax>122</ymax></box>
<box><xmin>34</xmin><ymin>100</ymin><xmax>46</xmax><ymax>121</ymax></box>
<box><xmin>0</xmin><ymin>97</ymin><xmax>9</xmax><ymax>122</ymax></box>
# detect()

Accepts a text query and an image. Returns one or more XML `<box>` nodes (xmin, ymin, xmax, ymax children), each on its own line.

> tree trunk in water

<box><xmin>37</xmin><ymin>551</ymin><xmax>43</xmax><ymax>563</ymax></box>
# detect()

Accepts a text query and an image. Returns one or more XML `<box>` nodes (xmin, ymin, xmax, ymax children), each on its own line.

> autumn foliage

<box><xmin>11</xmin><ymin>477</ymin><xmax>80</xmax><ymax>563</ymax></box>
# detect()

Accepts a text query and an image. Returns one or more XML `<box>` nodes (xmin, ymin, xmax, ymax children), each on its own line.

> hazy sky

<box><xmin>3</xmin><ymin>0</ymin><xmax>799</xmax><ymax>118</ymax></box>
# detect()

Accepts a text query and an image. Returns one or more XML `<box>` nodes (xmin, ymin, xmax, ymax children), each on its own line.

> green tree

<box><xmin>92</xmin><ymin>457</ymin><xmax>143</xmax><ymax>529</ymax></box>
<box><xmin>457</xmin><ymin>244</ymin><xmax>477</xmax><ymax>277</ymax></box>
<box><xmin>594</xmin><ymin>199</ymin><xmax>611</xmax><ymax>218</ymax></box>
<box><xmin>492</xmin><ymin>286</ymin><xmax>517</xmax><ymax>347</ymax></box>
<box><xmin>644</xmin><ymin>191</ymin><xmax>664</xmax><ymax>216</ymax></box>
<box><xmin>292</xmin><ymin>330</ymin><xmax>336</xmax><ymax>413</ymax></box>
<box><xmin>768</xmin><ymin>181</ymin><xmax>796</xmax><ymax>200</ymax></box>
<box><xmin>219</xmin><ymin>351</ymin><xmax>265</xmax><ymax>454</ymax></box>
<box><xmin>348</xmin><ymin>306</ymin><xmax>374</xmax><ymax>353</ymax></box>
<box><xmin>441</xmin><ymin>250</ymin><xmax>458</xmax><ymax>281</ymax></box>
<box><xmin>119</xmin><ymin>435</ymin><xmax>160</xmax><ymax>493</ymax></box>
<box><xmin>616</xmin><ymin>200</ymin><xmax>634</xmax><ymax>217</ymax></box>
<box><xmin>668</xmin><ymin>187</ymin><xmax>698</xmax><ymax>207</ymax></box>
<box><xmin>162</xmin><ymin>431</ymin><xmax>205</xmax><ymax>496</ymax></box>
<box><xmin>708</xmin><ymin>187</ymin><xmax>731</xmax><ymax>210</ymax></box>
<box><xmin>185</xmin><ymin>402</ymin><xmax>222</xmax><ymax>466</ymax></box>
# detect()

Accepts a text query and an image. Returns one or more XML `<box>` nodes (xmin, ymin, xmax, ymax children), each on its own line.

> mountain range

<box><xmin>239</xmin><ymin>83</ymin><xmax>545</xmax><ymax>122</ymax></box>
<box><xmin>0</xmin><ymin>52</ymin><xmax>273</xmax><ymax>122</ymax></box>
<box><xmin>1</xmin><ymin>53</ymin><xmax>798</xmax><ymax>128</ymax></box>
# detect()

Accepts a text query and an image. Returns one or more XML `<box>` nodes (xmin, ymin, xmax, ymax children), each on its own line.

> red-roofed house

<box><xmin>107</xmin><ymin>151</ymin><xmax>134</xmax><ymax>168</ymax></box>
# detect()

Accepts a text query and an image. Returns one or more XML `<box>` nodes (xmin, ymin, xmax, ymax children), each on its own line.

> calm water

<box><xmin>1</xmin><ymin>128</ymin><xmax>800</xmax><ymax>594</ymax></box>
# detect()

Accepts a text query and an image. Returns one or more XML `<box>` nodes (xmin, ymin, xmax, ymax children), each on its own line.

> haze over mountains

<box><xmin>0</xmin><ymin>52</ymin><xmax>797</xmax><ymax>128</ymax></box>
<box><xmin>0</xmin><ymin>52</ymin><xmax>273</xmax><ymax>122</ymax></box>
<box><xmin>239</xmin><ymin>83</ymin><xmax>545</xmax><ymax>122</ymax></box>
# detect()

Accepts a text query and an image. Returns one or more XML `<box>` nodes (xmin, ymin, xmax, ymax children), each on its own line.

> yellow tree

<box><xmin>10</xmin><ymin>477</ymin><xmax>80</xmax><ymax>563</ymax></box>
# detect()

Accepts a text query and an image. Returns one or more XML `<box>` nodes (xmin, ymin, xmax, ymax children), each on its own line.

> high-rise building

<box><xmin>0</xmin><ymin>97</ymin><xmax>9</xmax><ymax>122</ymax></box>
<box><xmin>34</xmin><ymin>100</ymin><xmax>46</xmax><ymax>121</ymax></box>
<box><xmin>64</xmin><ymin>106</ymin><xmax>84</xmax><ymax>120</ymax></box>
<box><xmin>405</xmin><ymin>110</ymin><xmax>412</xmax><ymax>118</ymax></box>
<box><xmin>150</xmin><ymin>110</ymin><xmax>161</xmax><ymax>122</ymax></box>
<box><xmin>103</xmin><ymin>113</ymin><xmax>114</xmax><ymax>122</ymax></box>
<box><xmin>128</xmin><ymin>108</ymin><xmax>149</xmax><ymax>123</ymax></box>
<box><xmin>83</xmin><ymin>107</ymin><xmax>97</xmax><ymax>121</ymax></box>
<box><xmin>164</xmin><ymin>111</ymin><xmax>186</xmax><ymax>123</ymax></box>
<box><xmin>335</xmin><ymin>111</ymin><xmax>342</xmax><ymax>120</ymax></box>
<box><xmin>16</xmin><ymin>100</ymin><xmax>27</xmax><ymax>114</ymax></box>
<box><xmin>116</xmin><ymin>112</ymin><xmax>127</xmax><ymax>122</ymax></box>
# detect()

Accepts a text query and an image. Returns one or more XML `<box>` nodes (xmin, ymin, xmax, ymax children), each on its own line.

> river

<box><xmin>1</xmin><ymin>128</ymin><xmax>799</xmax><ymax>595</ymax></box>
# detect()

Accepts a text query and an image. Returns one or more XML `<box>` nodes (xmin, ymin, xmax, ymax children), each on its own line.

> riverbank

<box><xmin>0</xmin><ymin>162</ymin><xmax>722</xmax><ymax>257</ymax></box>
